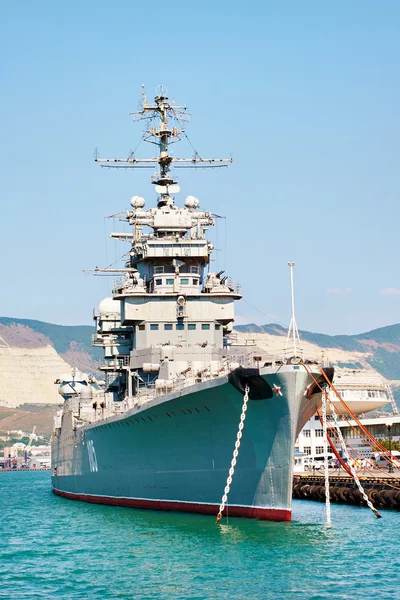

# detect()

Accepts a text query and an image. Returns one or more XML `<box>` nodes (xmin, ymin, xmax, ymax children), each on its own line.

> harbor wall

<box><xmin>293</xmin><ymin>474</ymin><xmax>400</xmax><ymax>510</ymax></box>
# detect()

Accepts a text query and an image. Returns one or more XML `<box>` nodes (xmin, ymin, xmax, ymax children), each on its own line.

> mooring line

<box><xmin>301</xmin><ymin>362</ymin><xmax>382</xmax><ymax>519</ymax></box>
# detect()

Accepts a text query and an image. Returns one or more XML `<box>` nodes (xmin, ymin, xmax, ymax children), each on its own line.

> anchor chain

<box><xmin>327</xmin><ymin>392</ymin><xmax>382</xmax><ymax>519</ymax></box>
<box><xmin>216</xmin><ymin>383</ymin><xmax>250</xmax><ymax>525</ymax></box>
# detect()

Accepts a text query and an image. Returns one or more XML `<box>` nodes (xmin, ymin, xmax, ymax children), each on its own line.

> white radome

<box><xmin>59</xmin><ymin>370</ymin><xmax>89</xmax><ymax>383</ymax></box>
<box><xmin>98</xmin><ymin>297</ymin><xmax>121</xmax><ymax>316</ymax></box>
<box><xmin>184</xmin><ymin>195</ymin><xmax>199</xmax><ymax>209</ymax></box>
<box><xmin>130</xmin><ymin>195</ymin><xmax>145</xmax><ymax>209</ymax></box>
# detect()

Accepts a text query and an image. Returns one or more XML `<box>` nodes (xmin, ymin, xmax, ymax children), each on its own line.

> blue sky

<box><xmin>1</xmin><ymin>1</ymin><xmax>399</xmax><ymax>335</ymax></box>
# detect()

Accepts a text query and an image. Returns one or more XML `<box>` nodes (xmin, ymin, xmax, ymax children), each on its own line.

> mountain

<box><xmin>0</xmin><ymin>316</ymin><xmax>399</xmax><ymax>411</ymax></box>
<box><xmin>0</xmin><ymin>317</ymin><xmax>101</xmax><ymax>408</ymax></box>
<box><xmin>234</xmin><ymin>323</ymin><xmax>400</xmax><ymax>381</ymax></box>
<box><xmin>0</xmin><ymin>404</ymin><xmax>57</xmax><ymax>437</ymax></box>
<box><xmin>0</xmin><ymin>317</ymin><xmax>100</xmax><ymax>362</ymax></box>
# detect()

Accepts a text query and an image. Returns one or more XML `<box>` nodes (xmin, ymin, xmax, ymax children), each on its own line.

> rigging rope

<box><xmin>241</xmin><ymin>299</ymin><xmax>288</xmax><ymax>330</ymax></box>
<box><xmin>326</xmin><ymin>390</ymin><xmax>382</xmax><ymax>519</ymax></box>
<box><xmin>317</xmin><ymin>411</ymin><xmax>353</xmax><ymax>476</ymax></box>
<box><xmin>216</xmin><ymin>384</ymin><xmax>250</xmax><ymax>525</ymax></box>
<box><xmin>305</xmin><ymin>362</ymin><xmax>399</xmax><ymax>472</ymax></box>
<box><xmin>301</xmin><ymin>363</ymin><xmax>382</xmax><ymax>518</ymax></box>
<box><xmin>170</xmin><ymin>107</ymin><xmax>202</xmax><ymax>159</ymax></box>
<box><xmin>317</xmin><ymin>410</ymin><xmax>400</xmax><ymax>491</ymax></box>
<box><xmin>316</xmin><ymin>365</ymin><xmax>399</xmax><ymax>469</ymax></box>
<box><xmin>321</xmin><ymin>388</ymin><xmax>331</xmax><ymax>525</ymax></box>
<box><xmin>319</xmin><ymin>399</ymin><xmax>400</xmax><ymax>482</ymax></box>
<box><xmin>128</xmin><ymin>123</ymin><xmax>150</xmax><ymax>160</ymax></box>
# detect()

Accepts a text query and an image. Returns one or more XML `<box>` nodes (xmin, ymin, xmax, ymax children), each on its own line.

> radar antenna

<box><xmin>285</xmin><ymin>262</ymin><xmax>303</xmax><ymax>358</ymax></box>
<box><xmin>95</xmin><ymin>85</ymin><xmax>232</xmax><ymax>206</ymax></box>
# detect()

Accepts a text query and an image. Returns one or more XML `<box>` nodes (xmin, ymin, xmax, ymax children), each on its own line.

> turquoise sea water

<box><xmin>1</xmin><ymin>471</ymin><xmax>399</xmax><ymax>599</ymax></box>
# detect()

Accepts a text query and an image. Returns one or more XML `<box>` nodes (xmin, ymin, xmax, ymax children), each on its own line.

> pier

<box><xmin>293</xmin><ymin>473</ymin><xmax>400</xmax><ymax>510</ymax></box>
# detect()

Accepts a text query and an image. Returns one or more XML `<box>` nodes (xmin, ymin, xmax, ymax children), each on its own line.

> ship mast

<box><xmin>285</xmin><ymin>261</ymin><xmax>302</xmax><ymax>358</ymax></box>
<box><xmin>95</xmin><ymin>84</ymin><xmax>232</xmax><ymax>207</ymax></box>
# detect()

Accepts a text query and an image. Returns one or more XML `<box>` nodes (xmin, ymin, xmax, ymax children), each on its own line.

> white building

<box><xmin>28</xmin><ymin>445</ymin><xmax>51</xmax><ymax>468</ymax></box>
<box><xmin>336</xmin><ymin>415</ymin><xmax>400</xmax><ymax>458</ymax></box>
<box><xmin>296</xmin><ymin>369</ymin><xmax>397</xmax><ymax>458</ymax></box>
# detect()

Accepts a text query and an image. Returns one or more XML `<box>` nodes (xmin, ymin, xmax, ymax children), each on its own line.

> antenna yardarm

<box><xmin>95</xmin><ymin>85</ymin><xmax>232</xmax><ymax>197</ymax></box>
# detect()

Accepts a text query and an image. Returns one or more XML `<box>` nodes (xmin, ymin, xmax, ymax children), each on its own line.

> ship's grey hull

<box><xmin>52</xmin><ymin>365</ymin><xmax>323</xmax><ymax>521</ymax></box>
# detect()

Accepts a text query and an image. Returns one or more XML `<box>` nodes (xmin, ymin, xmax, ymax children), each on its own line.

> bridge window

<box><xmin>215</xmin><ymin>324</ymin><xmax>221</xmax><ymax>330</ymax></box>
<box><xmin>155</xmin><ymin>279</ymin><xmax>162</xmax><ymax>285</ymax></box>
<box><xmin>202</xmin><ymin>324</ymin><xmax>210</xmax><ymax>330</ymax></box>
<box><xmin>138</xmin><ymin>324</ymin><xmax>145</xmax><ymax>331</ymax></box>
<box><xmin>181</xmin><ymin>278</ymin><xmax>189</xmax><ymax>285</ymax></box>
<box><xmin>154</xmin><ymin>266</ymin><xmax>164</xmax><ymax>274</ymax></box>
<box><xmin>164</xmin><ymin>324</ymin><xmax>173</xmax><ymax>330</ymax></box>
<box><xmin>166</xmin><ymin>279</ymin><xmax>174</xmax><ymax>285</ymax></box>
<box><xmin>188</xmin><ymin>323</ymin><xmax>196</xmax><ymax>330</ymax></box>
<box><xmin>193</xmin><ymin>279</ymin><xmax>199</xmax><ymax>285</ymax></box>
<box><xmin>190</xmin><ymin>266</ymin><xmax>200</xmax><ymax>274</ymax></box>
<box><xmin>150</xmin><ymin>324</ymin><xmax>159</xmax><ymax>331</ymax></box>
<box><xmin>176</xmin><ymin>323</ymin><xmax>185</xmax><ymax>331</ymax></box>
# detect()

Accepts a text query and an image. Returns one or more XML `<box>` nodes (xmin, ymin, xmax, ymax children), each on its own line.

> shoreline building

<box><xmin>296</xmin><ymin>370</ymin><xmax>399</xmax><ymax>459</ymax></box>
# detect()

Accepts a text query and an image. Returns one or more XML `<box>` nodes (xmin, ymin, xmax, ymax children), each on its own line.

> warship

<box><xmin>52</xmin><ymin>86</ymin><xmax>332</xmax><ymax>521</ymax></box>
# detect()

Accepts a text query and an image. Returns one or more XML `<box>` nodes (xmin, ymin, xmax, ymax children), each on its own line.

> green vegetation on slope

<box><xmin>0</xmin><ymin>404</ymin><xmax>57</xmax><ymax>436</ymax></box>
<box><xmin>235</xmin><ymin>322</ymin><xmax>400</xmax><ymax>381</ymax></box>
<box><xmin>366</xmin><ymin>348</ymin><xmax>400</xmax><ymax>380</ymax></box>
<box><xmin>0</xmin><ymin>316</ymin><xmax>101</xmax><ymax>362</ymax></box>
<box><xmin>1</xmin><ymin>317</ymin><xmax>400</xmax><ymax>389</ymax></box>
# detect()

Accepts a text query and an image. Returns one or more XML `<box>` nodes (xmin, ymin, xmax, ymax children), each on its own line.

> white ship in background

<box><xmin>326</xmin><ymin>369</ymin><xmax>394</xmax><ymax>414</ymax></box>
<box><xmin>296</xmin><ymin>368</ymin><xmax>399</xmax><ymax>459</ymax></box>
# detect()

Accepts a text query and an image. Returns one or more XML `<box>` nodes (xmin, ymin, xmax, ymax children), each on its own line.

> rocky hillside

<box><xmin>0</xmin><ymin>316</ymin><xmax>399</xmax><ymax>411</ymax></box>
<box><xmin>234</xmin><ymin>323</ymin><xmax>400</xmax><ymax>381</ymax></box>
<box><xmin>0</xmin><ymin>404</ymin><xmax>57</xmax><ymax>436</ymax></box>
<box><xmin>0</xmin><ymin>317</ymin><xmax>100</xmax><ymax>363</ymax></box>
<box><xmin>0</xmin><ymin>317</ymin><xmax>101</xmax><ymax>408</ymax></box>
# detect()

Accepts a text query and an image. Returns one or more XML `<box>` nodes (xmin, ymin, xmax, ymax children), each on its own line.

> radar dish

<box><xmin>155</xmin><ymin>184</ymin><xmax>180</xmax><ymax>195</ymax></box>
<box><xmin>173</xmin><ymin>259</ymin><xmax>185</xmax><ymax>269</ymax></box>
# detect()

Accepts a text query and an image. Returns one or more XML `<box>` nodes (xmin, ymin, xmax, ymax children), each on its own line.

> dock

<box><xmin>293</xmin><ymin>472</ymin><xmax>400</xmax><ymax>510</ymax></box>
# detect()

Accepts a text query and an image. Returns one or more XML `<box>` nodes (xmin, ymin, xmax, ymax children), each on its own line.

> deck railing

<box><xmin>66</xmin><ymin>353</ymin><xmax>330</xmax><ymax>427</ymax></box>
<box><xmin>100</xmin><ymin>356</ymin><xmax>130</xmax><ymax>370</ymax></box>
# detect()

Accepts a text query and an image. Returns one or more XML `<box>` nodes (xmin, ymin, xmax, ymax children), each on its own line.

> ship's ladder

<box><xmin>387</xmin><ymin>383</ymin><xmax>399</xmax><ymax>416</ymax></box>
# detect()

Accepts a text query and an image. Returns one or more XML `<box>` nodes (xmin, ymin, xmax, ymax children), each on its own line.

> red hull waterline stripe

<box><xmin>53</xmin><ymin>488</ymin><xmax>291</xmax><ymax>522</ymax></box>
